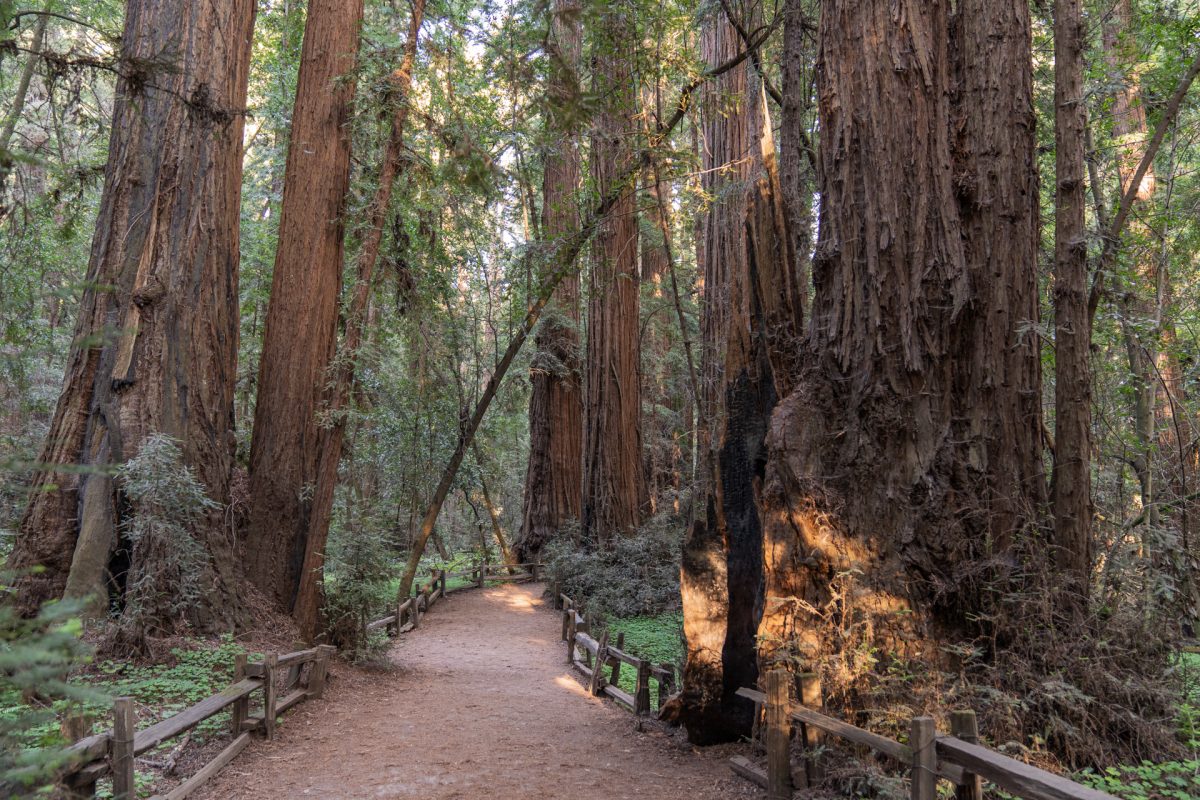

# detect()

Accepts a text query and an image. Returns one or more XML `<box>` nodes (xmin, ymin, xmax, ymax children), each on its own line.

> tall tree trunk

<box><xmin>7</xmin><ymin>0</ymin><xmax>256</xmax><ymax>623</ymax></box>
<box><xmin>245</xmin><ymin>0</ymin><xmax>364</xmax><ymax>614</ymax></box>
<box><xmin>1052</xmin><ymin>0</ymin><xmax>1094</xmax><ymax>592</ymax></box>
<box><xmin>679</xmin><ymin>12</ymin><xmax>804</xmax><ymax>744</ymax></box>
<box><xmin>291</xmin><ymin>0</ymin><xmax>426</xmax><ymax>641</ymax></box>
<box><xmin>517</xmin><ymin>0</ymin><xmax>583</xmax><ymax>562</ymax></box>
<box><xmin>756</xmin><ymin>0</ymin><xmax>1043</xmax><ymax>702</ymax></box>
<box><xmin>581</xmin><ymin>2</ymin><xmax>645</xmax><ymax>547</ymax></box>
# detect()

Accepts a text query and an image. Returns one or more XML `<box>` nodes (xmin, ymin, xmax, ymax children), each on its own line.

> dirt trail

<box><xmin>197</xmin><ymin>582</ymin><xmax>755</xmax><ymax>799</ymax></box>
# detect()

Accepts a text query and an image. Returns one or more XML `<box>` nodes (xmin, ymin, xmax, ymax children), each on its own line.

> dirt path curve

<box><xmin>198</xmin><ymin>582</ymin><xmax>755</xmax><ymax>799</ymax></box>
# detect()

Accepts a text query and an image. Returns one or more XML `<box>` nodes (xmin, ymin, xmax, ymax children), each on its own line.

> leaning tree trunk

<box><xmin>245</xmin><ymin>0</ymin><xmax>364</xmax><ymax>614</ymax></box>
<box><xmin>678</xmin><ymin>13</ymin><xmax>804</xmax><ymax>744</ymax></box>
<box><xmin>7</xmin><ymin>0</ymin><xmax>256</xmax><ymax>625</ymax></box>
<box><xmin>517</xmin><ymin>0</ymin><xmax>583</xmax><ymax>562</ymax></box>
<box><xmin>581</xmin><ymin>4</ymin><xmax>646</xmax><ymax>547</ymax></box>
<box><xmin>756</xmin><ymin>0</ymin><xmax>1043</xmax><ymax>698</ymax></box>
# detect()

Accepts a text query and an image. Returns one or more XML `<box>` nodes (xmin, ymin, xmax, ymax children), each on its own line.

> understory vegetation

<box><xmin>4</xmin><ymin>0</ymin><xmax>1200</xmax><ymax>796</ymax></box>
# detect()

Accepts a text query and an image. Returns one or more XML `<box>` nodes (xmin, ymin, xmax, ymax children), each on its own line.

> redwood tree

<box><xmin>581</xmin><ymin>1</ymin><xmax>645</xmax><ymax>546</ymax></box>
<box><xmin>245</xmin><ymin>0</ymin><xmax>364</xmax><ymax>613</ymax></box>
<box><xmin>7</xmin><ymin>0</ymin><xmax>257</xmax><ymax>624</ymax></box>
<box><xmin>758</xmin><ymin>0</ymin><xmax>1044</xmax><ymax>682</ymax></box>
<box><xmin>517</xmin><ymin>0</ymin><xmax>583</xmax><ymax>562</ymax></box>
<box><xmin>679</xmin><ymin>11</ymin><xmax>804</xmax><ymax>744</ymax></box>
<box><xmin>1052</xmin><ymin>0</ymin><xmax>1093</xmax><ymax>590</ymax></box>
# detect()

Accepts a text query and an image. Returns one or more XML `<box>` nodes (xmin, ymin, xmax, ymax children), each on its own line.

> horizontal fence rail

<box><xmin>556</xmin><ymin>592</ymin><xmax>676</xmax><ymax>716</ymax></box>
<box><xmin>57</xmin><ymin>562</ymin><xmax>543</xmax><ymax>799</ymax></box>
<box><xmin>733</xmin><ymin>672</ymin><xmax>1121</xmax><ymax>800</ymax></box>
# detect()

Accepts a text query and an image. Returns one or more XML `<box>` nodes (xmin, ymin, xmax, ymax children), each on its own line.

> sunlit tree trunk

<box><xmin>517</xmin><ymin>0</ymin><xmax>583</xmax><ymax>562</ymax></box>
<box><xmin>245</xmin><ymin>0</ymin><xmax>364</xmax><ymax>614</ymax></box>
<box><xmin>679</xmin><ymin>12</ymin><xmax>804</xmax><ymax>744</ymax></box>
<box><xmin>7</xmin><ymin>0</ymin><xmax>256</xmax><ymax>624</ymax></box>
<box><xmin>757</xmin><ymin>0</ymin><xmax>1044</xmax><ymax>686</ymax></box>
<box><xmin>581</xmin><ymin>2</ymin><xmax>645</xmax><ymax>546</ymax></box>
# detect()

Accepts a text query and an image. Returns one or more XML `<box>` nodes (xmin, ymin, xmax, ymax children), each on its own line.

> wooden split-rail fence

<box><xmin>556</xmin><ymin>592</ymin><xmax>676</xmax><ymax>716</ymax></box>
<box><xmin>54</xmin><ymin>561</ymin><xmax>542</xmax><ymax>799</ymax></box>
<box><xmin>733</xmin><ymin>669</ymin><xmax>1122</xmax><ymax>800</ymax></box>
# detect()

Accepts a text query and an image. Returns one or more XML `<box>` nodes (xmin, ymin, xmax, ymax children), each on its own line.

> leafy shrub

<box><xmin>323</xmin><ymin>521</ymin><xmax>397</xmax><ymax>661</ymax></box>
<box><xmin>0</xmin><ymin>576</ymin><xmax>97</xmax><ymax>798</ymax></box>
<box><xmin>543</xmin><ymin>512</ymin><xmax>682</xmax><ymax>619</ymax></box>
<box><xmin>1077</xmin><ymin>760</ymin><xmax>1200</xmax><ymax>800</ymax></box>
<box><xmin>116</xmin><ymin>434</ymin><xmax>219</xmax><ymax>644</ymax></box>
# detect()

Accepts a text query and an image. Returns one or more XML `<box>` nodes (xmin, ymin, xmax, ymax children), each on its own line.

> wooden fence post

<box><xmin>611</xmin><ymin>631</ymin><xmax>625</xmax><ymax>685</ymax></box>
<box><xmin>910</xmin><ymin>716</ymin><xmax>937</xmax><ymax>800</ymax></box>
<box><xmin>658</xmin><ymin>662</ymin><xmax>675</xmax><ymax>708</ymax></box>
<box><xmin>765</xmin><ymin>670</ymin><xmax>792</xmax><ymax>800</ymax></box>
<box><xmin>635</xmin><ymin>659</ymin><xmax>651</xmax><ymax>715</ymax></box>
<box><xmin>590</xmin><ymin>631</ymin><xmax>609</xmax><ymax>695</ymax></box>
<box><xmin>441</xmin><ymin>569</ymin><xmax>448</xmax><ymax>595</ymax></box>
<box><xmin>263</xmin><ymin>654</ymin><xmax>278</xmax><ymax>740</ymax></box>
<box><xmin>309</xmin><ymin>645</ymin><xmax>336</xmax><ymax>699</ymax></box>
<box><xmin>112</xmin><ymin>696</ymin><xmax>135</xmax><ymax>800</ymax></box>
<box><xmin>951</xmin><ymin>710</ymin><xmax>983</xmax><ymax>800</ymax></box>
<box><xmin>59</xmin><ymin>715</ymin><xmax>95</xmax><ymax>799</ymax></box>
<box><xmin>411</xmin><ymin>590</ymin><xmax>421</xmax><ymax>629</ymax></box>
<box><xmin>800</xmin><ymin>671</ymin><xmax>825</xmax><ymax>786</ymax></box>
<box><xmin>476</xmin><ymin>561</ymin><xmax>485</xmax><ymax>589</ymax></box>
<box><xmin>566</xmin><ymin>611</ymin><xmax>577</xmax><ymax>664</ymax></box>
<box><xmin>531</xmin><ymin>562</ymin><xmax>540</xmax><ymax>581</ymax></box>
<box><xmin>232</xmin><ymin>653</ymin><xmax>249</xmax><ymax>735</ymax></box>
<box><xmin>561</xmin><ymin>608</ymin><xmax>571</xmax><ymax>642</ymax></box>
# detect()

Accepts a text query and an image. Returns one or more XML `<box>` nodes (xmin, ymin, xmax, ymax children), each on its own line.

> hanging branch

<box><xmin>393</xmin><ymin>29</ymin><xmax>779</xmax><ymax>601</ymax></box>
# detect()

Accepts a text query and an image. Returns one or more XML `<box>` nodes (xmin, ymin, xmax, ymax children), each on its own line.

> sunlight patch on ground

<box><xmin>489</xmin><ymin>587</ymin><xmax>538</xmax><ymax>614</ymax></box>
<box><xmin>554</xmin><ymin>674</ymin><xmax>591</xmax><ymax>697</ymax></box>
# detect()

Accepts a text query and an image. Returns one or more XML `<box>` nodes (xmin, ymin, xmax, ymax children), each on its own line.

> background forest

<box><xmin>3</xmin><ymin>0</ymin><xmax>1200</xmax><ymax>796</ymax></box>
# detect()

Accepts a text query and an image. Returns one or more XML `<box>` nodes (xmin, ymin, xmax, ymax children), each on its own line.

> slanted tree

<box><xmin>245</xmin><ymin>0</ymin><xmax>364</xmax><ymax>614</ymax></box>
<box><xmin>758</xmin><ymin>0</ymin><xmax>1044</xmax><ymax>685</ymax></box>
<box><xmin>517</xmin><ymin>0</ymin><xmax>583</xmax><ymax>562</ymax></box>
<box><xmin>7</xmin><ymin>0</ymin><xmax>257</xmax><ymax>626</ymax></box>
<box><xmin>678</xmin><ymin>10</ymin><xmax>804</xmax><ymax>744</ymax></box>
<box><xmin>581</xmin><ymin>0</ymin><xmax>645</xmax><ymax>547</ymax></box>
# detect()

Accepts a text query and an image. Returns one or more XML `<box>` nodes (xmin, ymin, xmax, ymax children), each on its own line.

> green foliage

<box><xmin>606</xmin><ymin>612</ymin><xmax>683</xmax><ymax>696</ymax></box>
<box><xmin>323</xmin><ymin>521</ymin><xmax>398</xmax><ymax>661</ymax></box>
<box><xmin>544</xmin><ymin>513</ymin><xmax>683</xmax><ymax>619</ymax></box>
<box><xmin>1077</xmin><ymin>760</ymin><xmax>1200</xmax><ymax>800</ymax></box>
<box><xmin>116</xmin><ymin>435</ymin><xmax>219</xmax><ymax>641</ymax></box>
<box><xmin>0</xmin><ymin>577</ymin><xmax>97</xmax><ymax>798</ymax></box>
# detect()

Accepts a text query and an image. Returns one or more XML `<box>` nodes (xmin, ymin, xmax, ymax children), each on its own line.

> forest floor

<box><xmin>194</xmin><ymin>582</ymin><xmax>758</xmax><ymax>799</ymax></box>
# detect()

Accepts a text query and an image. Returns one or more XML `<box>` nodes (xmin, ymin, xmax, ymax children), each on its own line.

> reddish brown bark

<box><xmin>679</xmin><ymin>13</ymin><xmax>804</xmax><ymax>744</ymax></box>
<box><xmin>581</xmin><ymin>7</ymin><xmax>646</xmax><ymax>547</ymax></box>
<box><xmin>292</xmin><ymin>0</ymin><xmax>426</xmax><ymax>641</ymax></box>
<box><xmin>757</xmin><ymin>0</ymin><xmax>1044</xmax><ymax>686</ymax></box>
<box><xmin>7</xmin><ymin>0</ymin><xmax>256</xmax><ymax>624</ymax></box>
<box><xmin>245</xmin><ymin>0</ymin><xmax>364</xmax><ymax>614</ymax></box>
<box><xmin>517</xmin><ymin>0</ymin><xmax>583</xmax><ymax>562</ymax></box>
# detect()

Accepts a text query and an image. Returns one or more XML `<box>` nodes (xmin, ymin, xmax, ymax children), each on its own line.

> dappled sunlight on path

<box><xmin>196</xmin><ymin>582</ymin><xmax>755</xmax><ymax>799</ymax></box>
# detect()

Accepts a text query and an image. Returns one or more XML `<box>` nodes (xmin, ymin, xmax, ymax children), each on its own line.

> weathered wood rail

<box><xmin>556</xmin><ymin>592</ymin><xmax>676</xmax><ymax>716</ymax></box>
<box><xmin>55</xmin><ymin>562</ymin><xmax>542</xmax><ymax>799</ymax></box>
<box><xmin>58</xmin><ymin>645</ymin><xmax>335</xmax><ymax>799</ymax></box>
<box><xmin>732</xmin><ymin>670</ymin><xmax>1122</xmax><ymax>800</ymax></box>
